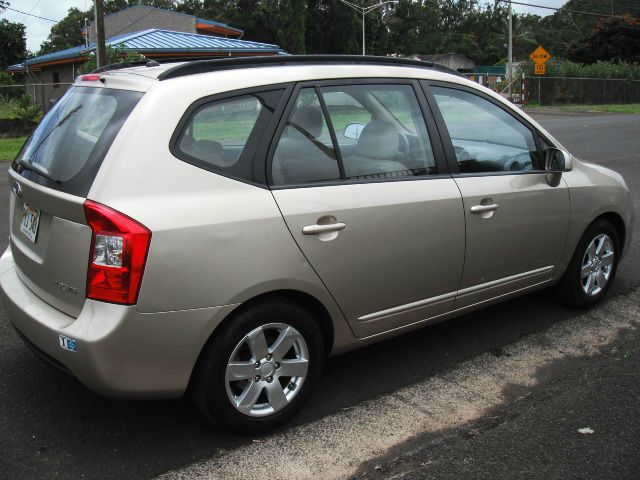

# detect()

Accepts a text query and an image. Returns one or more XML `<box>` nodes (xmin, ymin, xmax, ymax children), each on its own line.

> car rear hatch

<box><xmin>8</xmin><ymin>85</ymin><xmax>143</xmax><ymax>318</ymax></box>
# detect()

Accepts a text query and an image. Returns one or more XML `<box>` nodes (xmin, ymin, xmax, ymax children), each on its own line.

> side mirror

<box><xmin>344</xmin><ymin>123</ymin><xmax>365</xmax><ymax>140</ymax></box>
<box><xmin>544</xmin><ymin>147</ymin><xmax>572</xmax><ymax>173</ymax></box>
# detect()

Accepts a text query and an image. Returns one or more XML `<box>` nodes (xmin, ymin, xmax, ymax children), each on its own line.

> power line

<box><xmin>3</xmin><ymin>5</ymin><xmax>58</xmax><ymax>22</ymax></box>
<box><xmin>21</xmin><ymin>0</ymin><xmax>42</xmax><ymax>24</ymax></box>
<box><xmin>501</xmin><ymin>0</ymin><xmax>639</xmax><ymax>20</ymax></box>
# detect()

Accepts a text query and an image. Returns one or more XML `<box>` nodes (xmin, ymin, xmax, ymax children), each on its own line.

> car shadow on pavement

<box><xmin>352</xmin><ymin>319</ymin><xmax>640</xmax><ymax>480</ymax></box>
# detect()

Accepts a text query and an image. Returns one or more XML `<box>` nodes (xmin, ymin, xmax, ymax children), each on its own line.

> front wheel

<box><xmin>191</xmin><ymin>299</ymin><xmax>324</xmax><ymax>434</ymax></box>
<box><xmin>554</xmin><ymin>219</ymin><xmax>619</xmax><ymax>308</ymax></box>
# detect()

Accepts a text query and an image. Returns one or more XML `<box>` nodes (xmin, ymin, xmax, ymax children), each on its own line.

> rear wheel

<box><xmin>191</xmin><ymin>299</ymin><xmax>324</xmax><ymax>434</ymax></box>
<box><xmin>555</xmin><ymin>219</ymin><xmax>619</xmax><ymax>308</ymax></box>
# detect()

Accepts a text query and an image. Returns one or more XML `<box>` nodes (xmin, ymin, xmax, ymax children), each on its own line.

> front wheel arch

<box><xmin>554</xmin><ymin>217</ymin><xmax>620</xmax><ymax>308</ymax></box>
<box><xmin>597</xmin><ymin>212</ymin><xmax>626</xmax><ymax>256</ymax></box>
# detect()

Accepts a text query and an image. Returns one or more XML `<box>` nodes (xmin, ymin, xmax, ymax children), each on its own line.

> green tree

<box><xmin>305</xmin><ymin>0</ymin><xmax>360</xmax><ymax>54</ymax></box>
<box><xmin>0</xmin><ymin>19</ymin><xmax>27</xmax><ymax>69</ymax></box>
<box><xmin>569</xmin><ymin>16</ymin><xmax>640</xmax><ymax>63</ymax></box>
<box><xmin>279</xmin><ymin>0</ymin><xmax>306</xmax><ymax>53</ymax></box>
<box><xmin>38</xmin><ymin>7</ymin><xmax>88</xmax><ymax>54</ymax></box>
<box><xmin>535</xmin><ymin>0</ymin><xmax>640</xmax><ymax>57</ymax></box>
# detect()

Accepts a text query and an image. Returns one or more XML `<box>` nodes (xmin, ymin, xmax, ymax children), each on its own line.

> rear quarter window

<box><xmin>172</xmin><ymin>89</ymin><xmax>285</xmax><ymax>184</ymax></box>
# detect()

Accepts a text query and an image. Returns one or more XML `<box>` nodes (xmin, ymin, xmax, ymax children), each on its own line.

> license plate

<box><xmin>20</xmin><ymin>204</ymin><xmax>41</xmax><ymax>243</ymax></box>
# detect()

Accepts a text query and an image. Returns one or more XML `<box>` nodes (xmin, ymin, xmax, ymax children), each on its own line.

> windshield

<box><xmin>13</xmin><ymin>86</ymin><xmax>143</xmax><ymax>197</ymax></box>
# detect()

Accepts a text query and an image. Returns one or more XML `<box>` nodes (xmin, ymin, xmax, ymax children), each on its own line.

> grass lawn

<box><xmin>0</xmin><ymin>136</ymin><xmax>26</xmax><ymax>162</ymax></box>
<box><xmin>527</xmin><ymin>103</ymin><xmax>640</xmax><ymax>114</ymax></box>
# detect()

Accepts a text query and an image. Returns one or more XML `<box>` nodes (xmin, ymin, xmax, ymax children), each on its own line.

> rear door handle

<box><xmin>302</xmin><ymin>223</ymin><xmax>347</xmax><ymax>235</ymax></box>
<box><xmin>470</xmin><ymin>203</ymin><xmax>499</xmax><ymax>214</ymax></box>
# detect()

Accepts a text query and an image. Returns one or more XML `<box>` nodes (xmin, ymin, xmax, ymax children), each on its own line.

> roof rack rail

<box><xmin>157</xmin><ymin>55</ymin><xmax>466</xmax><ymax>81</ymax></box>
<box><xmin>91</xmin><ymin>60</ymin><xmax>155</xmax><ymax>74</ymax></box>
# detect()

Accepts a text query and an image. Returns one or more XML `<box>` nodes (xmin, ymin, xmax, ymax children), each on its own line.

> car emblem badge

<box><xmin>12</xmin><ymin>181</ymin><xmax>23</xmax><ymax>198</ymax></box>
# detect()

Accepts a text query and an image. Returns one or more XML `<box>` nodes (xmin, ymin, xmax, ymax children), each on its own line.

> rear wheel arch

<box><xmin>188</xmin><ymin>290</ymin><xmax>332</xmax><ymax>432</ymax></box>
<box><xmin>189</xmin><ymin>289</ymin><xmax>334</xmax><ymax>385</ymax></box>
<box><xmin>235</xmin><ymin>290</ymin><xmax>335</xmax><ymax>355</ymax></box>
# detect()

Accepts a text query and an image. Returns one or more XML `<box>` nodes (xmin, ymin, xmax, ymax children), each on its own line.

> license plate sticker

<box><xmin>59</xmin><ymin>335</ymin><xmax>77</xmax><ymax>352</ymax></box>
<box><xmin>19</xmin><ymin>204</ymin><xmax>40</xmax><ymax>243</ymax></box>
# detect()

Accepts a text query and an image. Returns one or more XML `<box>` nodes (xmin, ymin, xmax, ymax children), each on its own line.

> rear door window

<box><xmin>270</xmin><ymin>83</ymin><xmax>437</xmax><ymax>186</ymax></box>
<box><xmin>13</xmin><ymin>87</ymin><xmax>143</xmax><ymax>197</ymax></box>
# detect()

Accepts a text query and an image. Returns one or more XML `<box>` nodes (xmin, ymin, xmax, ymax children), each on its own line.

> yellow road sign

<box><xmin>535</xmin><ymin>63</ymin><xmax>547</xmax><ymax>75</ymax></box>
<box><xmin>530</xmin><ymin>45</ymin><xmax>551</xmax><ymax>64</ymax></box>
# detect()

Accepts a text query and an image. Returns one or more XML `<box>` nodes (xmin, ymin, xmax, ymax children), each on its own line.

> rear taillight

<box><xmin>84</xmin><ymin>200</ymin><xmax>151</xmax><ymax>305</ymax></box>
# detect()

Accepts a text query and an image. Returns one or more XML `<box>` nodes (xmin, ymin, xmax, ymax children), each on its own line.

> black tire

<box><xmin>191</xmin><ymin>299</ymin><xmax>324</xmax><ymax>434</ymax></box>
<box><xmin>554</xmin><ymin>219</ymin><xmax>619</xmax><ymax>308</ymax></box>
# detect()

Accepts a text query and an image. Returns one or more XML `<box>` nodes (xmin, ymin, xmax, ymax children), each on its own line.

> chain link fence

<box><xmin>524</xmin><ymin>77</ymin><xmax>640</xmax><ymax>106</ymax></box>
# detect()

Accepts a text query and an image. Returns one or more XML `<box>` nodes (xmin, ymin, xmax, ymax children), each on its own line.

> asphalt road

<box><xmin>0</xmin><ymin>112</ymin><xmax>639</xmax><ymax>479</ymax></box>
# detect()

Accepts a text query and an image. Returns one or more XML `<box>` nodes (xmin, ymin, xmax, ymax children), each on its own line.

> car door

<box><xmin>269</xmin><ymin>80</ymin><xmax>465</xmax><ymax>337</ymax></box>
<box><xmin>423</xmin><ymin>82</ymin><xmax>570</xmax><ymax>309</ymax></box>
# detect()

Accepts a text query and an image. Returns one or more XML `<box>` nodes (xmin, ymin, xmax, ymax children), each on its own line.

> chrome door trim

<box><xmin>358</xmin><ymin>291</ymin><xmax>457</xmax><ymax>322</ymax></box>
<box><xmin>357</xmin><ymin>265</ymin><xmax>554</xmax><ymax>322</ymax></box>
<box><xmin>457</xmin><ymin>265</ymin><xmax>554</xmax><ymax>297</ymax></box>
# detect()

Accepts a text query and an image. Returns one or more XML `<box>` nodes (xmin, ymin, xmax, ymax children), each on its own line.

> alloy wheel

<box><xmin>225</xmin><ymin>323</ymin><xmax>309</xmax><ymax>417</ymax></box>
<box><xmin>581</xmin><ymin>233</ymin><xmax>614</xmax><ymax>297</ymax></box>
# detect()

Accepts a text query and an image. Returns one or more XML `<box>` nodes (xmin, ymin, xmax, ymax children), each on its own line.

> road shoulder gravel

<box><xmin>159</xmin><ymin>289</ymin><xmax>640</xmax><ymax>480</ymax></box>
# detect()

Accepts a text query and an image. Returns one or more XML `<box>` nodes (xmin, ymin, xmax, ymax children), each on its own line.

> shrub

<box><xmin>12</xmin><ymin>95</ymin><xmax>41</xmax><ymax>122</ymax></box>
<box><xmin>518</xmin><ymin>59</ymin><xmax>640</xmax><ymax>80</ymax></box>
<box><xmin>0</xmin><ymin>71</ymin><xmax>25</xmax><ymax>99</ymax></box>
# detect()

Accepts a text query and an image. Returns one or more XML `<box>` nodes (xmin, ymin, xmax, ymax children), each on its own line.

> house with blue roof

<box><xmin>8</xmin><ymin>5</ymin><xmax>283</xmax><ymax>112</ymax></box>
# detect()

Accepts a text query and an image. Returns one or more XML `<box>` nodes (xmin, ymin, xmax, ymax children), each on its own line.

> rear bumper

<box><xmin>0</xmin><ymin>247</ymin><xmax>238</xmax><ymax>399</ymax></box>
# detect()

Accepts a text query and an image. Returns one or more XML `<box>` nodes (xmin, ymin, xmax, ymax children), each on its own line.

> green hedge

<box><xmin>519</xmin><ymin>60</ymin><xmax>640</xmax><ymax>80</ymax></box>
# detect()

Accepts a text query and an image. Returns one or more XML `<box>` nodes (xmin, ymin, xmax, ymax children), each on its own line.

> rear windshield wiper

<box><xmin>17</xmin><ymin>160</ymin><xmax>62</xmax><ymax>185</ymax></box>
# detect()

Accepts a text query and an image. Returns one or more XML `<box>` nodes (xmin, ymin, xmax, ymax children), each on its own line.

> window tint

<box><xmin>175</xmin><ymin>89</ymin><xmax>283</xmax><ymax>183</ymax></box>
<box><xmin>271</xmin><ymin>88</ymin><xmax>341</xmax><ymax>185</ymax></box>
<box><xmin>432</xmin><ymin>87</ymin><xmax>538</xmax><ymax>173</ymax></box>
<box><xmin>323</xmin><ymin>84</ymin><xmax>436</xmax><ymax>180</ymax></box>
<box><xmin>320</xmin><ymin>91</ymin><xmax>370</xmax><ymax>145</ymax></box>
<box><xmin>271</xmin><ymin>84</ymin><xmax>437</xmax><ymax>186</ymax></box>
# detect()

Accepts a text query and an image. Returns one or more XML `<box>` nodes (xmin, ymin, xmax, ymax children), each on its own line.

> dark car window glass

<box><xmin>271</xmin><ymin>88</ymin><xmax>341</xmax><ymax>186</ymax></box>
<box><xmin>13</xmin><ymin>86</ymin><xmax>143</xmax><ymax>197</ymax></box>
<box><xmin>175</xmin><ymin>89</ymin><xmax>284</xmax><ymax>183</ymax></box>
<box><xmin>319</xmin><ymin>91</ymin><xmax>370</xmax><ymax>146</ymax></box>
<box><xmin>322</xmin><ymin>84</ymin><xmax>436</xmax><ymax>180</ymax></box>
<box><xmin>432</xmin><ymin>87</ymin><xmax>538</xmax><ymax>173</ymax></box>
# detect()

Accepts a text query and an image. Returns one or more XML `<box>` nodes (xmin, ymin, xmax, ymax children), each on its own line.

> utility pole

<box><xmin>339</xmin><ymin>1</ymin><xmax>398</xmax><ymax>55</ymax></box>
<box><xmin>496</xmin><ymin>0</ymin><xmax>513</xmax><ymax>100</ymax></box>
<box><xmin>95</xmin><ymin>0</ymin><xmax>106</xmax><ymax>68</ymax></box>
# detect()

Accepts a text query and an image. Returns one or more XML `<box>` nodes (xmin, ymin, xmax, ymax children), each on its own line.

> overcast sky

<box><xmin>3</xmin><ymin>0</ymin><xmax>569</xmax><ymax>53</ymax></box>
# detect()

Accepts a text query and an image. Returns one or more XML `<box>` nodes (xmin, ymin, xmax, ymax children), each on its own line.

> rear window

<box><xmin>12</xmin><ymin>86</ymin><xmax>143</xmax><ymax>197</ymax></box>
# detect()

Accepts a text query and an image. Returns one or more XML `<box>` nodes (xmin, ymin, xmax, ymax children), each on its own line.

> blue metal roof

<box><xmin>110</xmin><ymin>29</ymin><xmax>281</xmax><ymax>53</ymax></box>
<box><xmin>7</xmin><ymin>29</ymin><xmax>282</xmax><ymax>71</ymax></box>
<box><xmin>7</xmin><ymin>44</ymin><xmax>94</xmax><ymax>71</ymax></box>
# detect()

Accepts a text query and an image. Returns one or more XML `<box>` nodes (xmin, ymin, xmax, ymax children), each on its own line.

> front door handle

<box><xmin>470</xmin><ymin>203</ymin><xmax>499</xmax><ymax>214</ymax></box>
<box><xmin>302</xmin><ymin>222</ymin><xmax>347</xmax><ymax>235</ymax></box>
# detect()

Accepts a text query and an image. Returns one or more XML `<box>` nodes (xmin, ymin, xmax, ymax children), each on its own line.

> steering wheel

<box><xmin>503</xmin><ymin>152</ymin><xmax>533</xmax><ymax>171</ymax></box>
